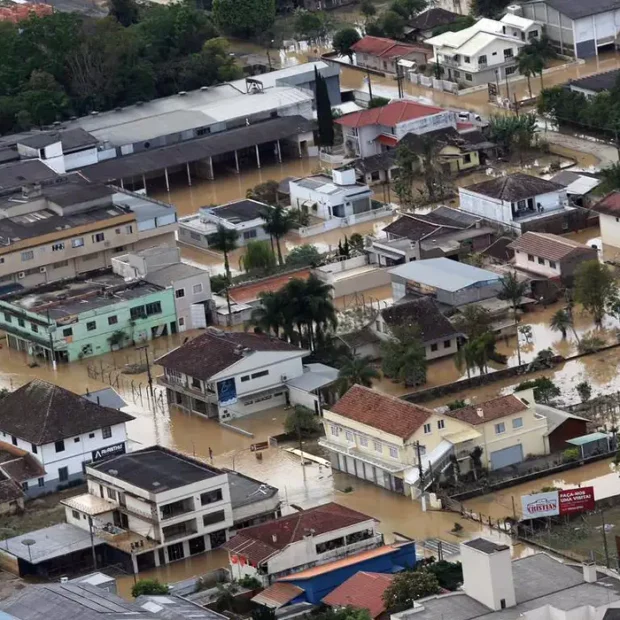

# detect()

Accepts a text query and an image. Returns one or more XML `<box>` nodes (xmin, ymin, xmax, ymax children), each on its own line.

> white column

<box><xmin>276</xmin><ymin>139</ymin><xmax>282</xmax><ymax>163</ymax></box>
<box><xmin>119</xmin><ymin>178</ymin><xmax>124</xmax><ymax>189</ymax></box>
<box><xmin>186</xmin><ymin>162</ymin><xmax>192</xmax><ymax>186</ymax></box>
<box><xmin>234</xmin><ymin>150</ymin><xmax>240</xmax><ymax>173</ymax></box>
<box><xmin>208</xmin><ymin>156</ymin><xmax>214</xmax><ymax>180</ymax></box>
<box><xmin>255</xmin><ymin>144</ymin><xmax>261</xmax><ymax>169</ymax></box>
<box><xmin>164</xmin><ymin>167</ymin><xmax>170</xmax><ymax>192</ymax></box>
<box><xmin>142</xmin><ymin>174</ymin><xmax>147</xmax><ymax>193</ymax></box>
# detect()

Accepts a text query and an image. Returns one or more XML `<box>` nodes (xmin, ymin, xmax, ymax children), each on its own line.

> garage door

<box><xmin>364</xmin><ymin>462</ymin><xmax>375</xmax><ymax>482</ymax></box>
<box><xmin>490</xmin><ymin>444</ymin><xmax>524</xmax><ymax>470</ymax></box>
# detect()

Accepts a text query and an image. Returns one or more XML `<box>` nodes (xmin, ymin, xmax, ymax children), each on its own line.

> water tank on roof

<box><xmin>505</xmin><ymin>4</ymin><xmax>523</xmax><ymax>15</ymax></box>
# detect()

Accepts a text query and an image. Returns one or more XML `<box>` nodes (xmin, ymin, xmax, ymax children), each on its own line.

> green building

<box><xmin>0</xmin><ymin>271</ymin><xmax>176</xmax><ymax>363</ymax></box>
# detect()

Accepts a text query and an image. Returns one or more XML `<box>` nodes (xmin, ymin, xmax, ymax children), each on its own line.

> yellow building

<box><xmin>319</xmin><ymin>386</ymin><xmax>549</xmax><ymax>498</ymax></box>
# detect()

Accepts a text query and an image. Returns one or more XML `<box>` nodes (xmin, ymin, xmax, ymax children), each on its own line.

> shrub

<box><xmin>562</xmin><ymin>447</ymin><xmax>580</xmax><ymax>463</ymax></box>
<box><xmin>238</xmin><ymin>575</ymin><xmax>262</xmax><ymax>589</ymax></box>
<box><xmin>132</xmin><ymin>579</ymin><xmax>168</xmax><ymax>598</ymax></box>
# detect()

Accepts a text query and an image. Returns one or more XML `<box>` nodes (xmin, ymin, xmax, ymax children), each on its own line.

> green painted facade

<box><xmin>0</xmin><ymin>288</ymin><xmax>176</xmax><ymax>362</ymax></box>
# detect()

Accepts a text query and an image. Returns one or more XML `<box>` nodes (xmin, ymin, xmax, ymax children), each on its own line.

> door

<box><xmin>364</xmin><ymin>462</ymin><xmax>375</xmax><ymax>482</ymax></box>
<box><xmin>190</xmin><ymin>304</ymin><xmax>207</xmax><ymax>330</ymax></box>
<box><xmin>209</xmin><ymin>529</ymin><xmax>227</xmax><ymax>549</ymax></box>
<box><xmin>490</xmin><ymin>444</ymin><xmax>524</xmax><ymax>470</ymax></box>
<box><xmin>189</xmin><ymin>535</ymin><xmax>206</xmax><ymax>555</ymax></box>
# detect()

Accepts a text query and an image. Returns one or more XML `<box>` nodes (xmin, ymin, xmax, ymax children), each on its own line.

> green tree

<box><xmin>517</xmin><ymin>49</ymin><xmax>539</xmax><ymax>98</ymax></box>
<box><xmin>498</xmin><ymin>271</ymin><xmax>528</xmax><ymax>366</ymax></box>
<box><xmin>284</xmin><ymin>404</ymin><xmax>321</xmax><ymax>437</ymax></box>
<box><xmin>392</xmin><ymin>143</ymin><xmax>419</xmax><ymax>209</ymax></box>
<box><xmin>18</xmin><ymin>70</ymin><xmax>70</xmax><ymax>127</ymax></box>
<box><xmin>360</xmin><ymin>0</ymin><xmax>377</xmax><ymax>20</ymax></box>
<box><xmin>521</xmin><ymin>35</ymin><xmax>556</xmax><ymax>90</ymax></box>
<box><xmin>261</xmin><ymin>204</ymin><xmax>295</xmax><ymax>266</ymax></box>
<box><xmin>381</xmin><ymin>325</ymin><xmax>427</xmax><ymax>386</ymax></box>
<box><xmin>109</xmin><ymin>0</ymin><xmax>139</xmax><ymax>27</ymax></box>
<box><xmin>389</xmin><ymin>0</ymin><xmax>426</xmax><ymax>20</ymax></box>
<box><xmin>293</xmin><ymin>9</ymin><xmax>331</xmax><ymax>40</ymax></box>
<box><xmin>348</xmin><ymin>233</ymin><xmax>364</xmax><ymax>253</ymax></box>
<box><xmin>549</xmin><ymin>308</ymin><xmax>571</xmax><ymax>339</ymax></box>
<box><xmin>251</xmin><ymin>291</ymin><xmax>287</xmax><ymax>337</ymax></box>
<box><xmin>368</xmin><ymin>96</ymin><xmax>391</xmax><ymax>108</ymax></box>
<box><xmin>333</xmin><ymin>27</ymin><xmax>360</xmax><ymax>62</ymax></box>
<box><xmin>378</xmin><ymin>10</ymin><xmax>405</xmax><ymax>39</ymax></box>
<box><xmin>132</xmin><ymin>579</ymin><xmax>168</xmax><ymax>598</ymax></box>
<box><xmin>239</xmin><ymin>240</ymin><xmax>276</xmax><ymax>273</ymax></box>
<box><xmin>303</xmin><ymin>273</ymin><xmax>337</xmax><ymax>347</ymax></box>
<box><xmin>247</xmin><ymin>180</ymin><xmax>279</xmax><ymax>205</ymax></box>
<box><xmin>336</xmin><ymin>355</ymin><xmax>380</xmax><ymax>393</ymax></box>
<box><xmin>431</xmin><ymin>14</ymin><xmax>474</xmax><ymax>35</ymax></box>
<box><xmin>315</xmin><ymin>66</ymin><xmax>334</xmax><ymax>147</ymax></box>
<box><xmin>516</xmin><ymin>376</ymin><xmax>560</xmax><ymax>403</ymax></box>
<box><xmin>454</xmin><ymin>305</ymin><xmax>492</xmax><ymax>340</ymax></box>
<box><xmin>488</xmin><ymin>114</ymin><xmax>537</xmax><ymax>158</ymax></box>
<box><xmin>313</xmin><ymin>608</ymin><xmax>372</xmax><ymax>620</ymax></box>
<box><xmin>455</xmin><ymin>331</ymin><xmax>497</xmax><ymax>377</ymax></box>
<box><xmin>383</xmin><ymin>570</ymin><xmax>440</xmax><ymax>607</ymax></box>
<box><xmin>576</xmin><ymin>380</ymin><xmax>592</xmax><ymax>403</ymax></box>
<box><xmin>469</xmin><ymin>0</ymin><xmax>510</xmax><ymax>17</ymax></box>
<box><xmin>286</xmin><ymin>244</ymin><xmax>323</xmax><ymax>268</ymax></box>
<box><xmin>425</xmin><ymin>560</ymin><xmax>463</xmax><ymax>591</ymax></box>
<box><xmin>574</xmin><ymin>260</ymin><xmax>617</xmax><ymax>327</ymax></box>
<box><xmin>212</xmin><ymin>0</ymin><xmax>276</xmax><ymax>37</ymax></box>
<box><xmin>599</xmin><ymin>162</ymin><xmax>620</xmax><ymax>193</ymax></box>
<box><xmin>211</xmin><ymin>224</ymin><xmax>239</xmax><ymax>280</ymax></box>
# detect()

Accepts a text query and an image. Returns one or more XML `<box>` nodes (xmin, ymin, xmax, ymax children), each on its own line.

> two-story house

<box><xmin>0</xmin><ymin>379</ymin><xmax>134</xmax><ymax>496</ymax></box>
<box><xmin>351</xmin><ymin>36</ymin><xmax>430</xmax><ymax>74</ymax></box>
<box><xmin>223</xmin><ymin>502</ymin><xmax>382</xmax><ymax>585</ymax></box>
<box><xmin>336</xmin><ymin>100</ymin><xmax>457</xmax><ymax>159</ymax></box>
<box><xmin>458</xmin><ymin>173</ymin><xmax>584</xmax><ymax>234</ymax></box>
<box><xmin>590</xmin><ymin>191</ymin><xmax>620</xmax><ymax>253</ymax></box>
<box><xmin>507</xmin><ymin>232</ymin><xmax>598</xmax><ymax>282</ymax></box>
<box><xmin>157</xmin><ymin>330</ymin><xmax>317</xmax><ymax>420</ymax></box>
<box><xmin>319</xmin><ymin>385</ymin><xmax>551</xmax><ymax>496</ymax></box>
<box><xmin>62</xmin><ymin>446</ymin><xmax>234</xmax><ymax>572</ymax></box>
<box><xmin>425</xmin><ymin>15</ymin><xmax>539</xmax><ymax>86</ymax></box>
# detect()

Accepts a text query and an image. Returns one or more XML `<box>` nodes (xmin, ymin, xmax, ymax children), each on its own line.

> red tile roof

<box><xmin>322</xmin><ymin>572</ymin><xmax>394</xmax><ymax>618</ymax></box>
<box><xmin>223</xmin><ymin>502</ymin><xmax>375</xmax><ymax>565</ymax></box>
<box><xmin>507</xmin><ymin>232</ymin><xmax>596</xmax><ymax>262</ymax></box>
<box><xmin>376</xmin><ymin>134</ymin><xmax>398</xmax><ymax>147</ymax></box>
<box><xmin>329</xmin><ymin>385</ymin><xmax>433</xmax><ymax>439</ymax></box>
<box><xmin>336</xmin><ymin>100</ymin><xmax>445</xmax><ymax>129</ymax></box>
<box><xmin>351</xmin><ymin>36</ymin><xmax>429</xmax><ymax>59</ymax></box>
<box><xmin>592</xmin><ymin>191</ymin><xmax>620</xmax><ymax>217</ymax></box>
<box><xmin>446</xmin><ymin>394</ymin><xmax>528</xmax><ymax>426</ymax></box>
<box><xmin>229</xmin><ymin>268</ymin><xmax>311</xmax><ymax>304</ymax></box>
<box><xmin>252</xmin><ymin>582</ymin><xmax>305</xmax><ymax>608</ymax></box>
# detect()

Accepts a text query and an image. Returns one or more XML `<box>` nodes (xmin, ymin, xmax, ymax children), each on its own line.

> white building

<box><xmin>425</xmin><ymin>15</ymin><xmax>539</xmax><ymax>87</ymax></box>
<box><xmin>62</xmin><ymin>446</ymin><xmax>234</xmax><ymax>572</ymax></box>
<box><xmin>112</xmin><ymin>245</ymin><xmax>212</xmax><ymax>332</ymax></box>
<box><xmin>591</xmin><ymin>192</ymin><xmax>620</xmax><ymax>251</ymax></box>
<box><xmin>0</xmin><ymin>379</ymin><xmax>134</xmax><ymax>496</ymax></box>
<box><xmin>289</xmin><ymin>168</ymin><xmax>374</xmax><ymax>221</ymax></box>
<box><xmin>157</xmin><ymin>329</ymin><xmax>336</xmax><ymax>419</ymax></box>
<box><xmin>336</xmin><ymin>100</ymin><xmax>457</xmax><ymax>159</ymax></box>
<box><xmin>459</xmin><ymin>173</ymin><xmax>570</xmax><ymax>233</ymax></box>
<box><xmin>223</xmin><ymin>502</ymin><xmax>382</xmax><ymax>585</ymax></box>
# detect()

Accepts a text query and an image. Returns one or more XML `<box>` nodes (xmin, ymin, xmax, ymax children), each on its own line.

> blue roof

<box><xmin>389</xmin><ymin>258</ymin><xmax>500</xmax><ymax>292</ymax></box>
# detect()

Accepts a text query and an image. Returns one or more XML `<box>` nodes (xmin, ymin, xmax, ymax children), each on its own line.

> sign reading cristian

<box><xmin>92</xmin><ymin>442</ymin><xmax>126</xmax><ymax>462</ymax></box>
<box><xmin>521</xmin><ymin>486</ymin><xmax>596</xmax><ymax>519</ymax></box>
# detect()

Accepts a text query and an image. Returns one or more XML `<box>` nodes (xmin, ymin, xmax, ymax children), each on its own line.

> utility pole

<box><xmin>511</xmin><ymin>495</ymin><xmax>517</xmax><ymax>520</ymax></box>
<box><xmin>396</xmin><ymin>62</ymin><xmax>405</xmax><ymax>99</ymax></box>
<box><xmin>415</xmin><ymin>441</ymin><xmax>423</xmax><ymax>481</ymax></box>
<box><xmin>88</xmin><ymin>516</ymin><xmax>97</xmax><ymax>570</ymax></box>
<box><xmin>297</xmin><ymin>421</ymin><xmax>307</xmax><ymax>482</ymax></box>
<box><xmin>46</xmin><ymin>309</ymin><xmax>57</xmax><ymax>371</ymax></box>
<box><xmin>601</xmin><ymin>511</ymin><xmax>611</xmax><ymax>568</ymax></box>
<box><xmin>366</xmin><ymin>70</ymin><xmax>374</xmax><ymax>102</ymax></box>
<box><xmin>136</xmin><ymin>344</ymin><xmax>154</xmax><ymax>400</ymax></box>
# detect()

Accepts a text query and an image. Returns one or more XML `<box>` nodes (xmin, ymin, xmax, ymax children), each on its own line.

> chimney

<box><xmin>476</xmin><ymin>407</ymin><xmax>484</xmax><ymax>418</ymax></box>
<box><xmin>583</xmin><ymin>562</ymin><xmax>597</xmax><ymax>583</ymax></box>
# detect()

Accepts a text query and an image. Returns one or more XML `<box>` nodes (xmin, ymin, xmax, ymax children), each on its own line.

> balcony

<box><xmin>162</xmin><ymin>520</ymin><xmax>198</xmax><ymax>542</ymax></box>
<box><xmin>440</xmin><ymin>55</ymin><xmax>460</xmax><ymax>68</ymax></box>
<box><xmin>160</xmin><ymin>498</ymin><xmax>195</xmax><ymax>521</ymax></box>
<box><xmin>317</xmin><ymin>534</ymin><xmax>384</xmax><ymax>562</ymax></box>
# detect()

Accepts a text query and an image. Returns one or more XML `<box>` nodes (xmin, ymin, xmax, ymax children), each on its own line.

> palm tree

<box><xmin>283</xmin><ymin>278</ymin><xmax>312</xmax><ymax>347</ymax></box>
<box><xmin>304</xmin><ymin>274</ymin><xmax>337</xmax><ymax>349</ymax></box>
<box><xmin>520</xmin><ymin>34</ymin><xmax>555</xmax><ymax>91</ymax></box>
<box><xmin>336</xmin><ymin>356</ymin><xmax>379</xmax><ymax>394</ymax></box>
<box><xmin>498</xmin><ymin>271</ymin><xmax>528</xmax><ymax>366</ymax></box>
<box><xmin>251</xmin><ymin>291</ymin><xmax>286</xmax><ymax>337</ymax></box>
<box><xmin>550</xmin><ymin>308</ymin><xmax>571</xmax><ymax>339</ymax></box>
<box><xmin>517</xmin><ymin>50</ymin><xmax>538</xmax><ymax>98</ymax></box>
<box><xmin>261</xmin><ymin>205</ymin><xmax>295</xmax><ymax>266</ymax></box>
<box><xmin>454</xmin><ymin>305</ymin><xmax>492</xmax><ymax>340</ymax></box>
<box><xmin>211</xmin><ymin>224</ymin><xmax>238</xmax><ymax>280</ymax></box>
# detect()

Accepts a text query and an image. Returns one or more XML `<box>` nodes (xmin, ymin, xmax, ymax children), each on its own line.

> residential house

<box><xmin>226</xmin><ymin>470</ymin><xmax>281</xmax><ymax>532</ymax></box>
<box><xmin>372</xmin><ymin>297</ymin><xmax>461</xmax><ymax>360</ymax></box>
<box><xmin>63</xmin><ymin>446</ymin><xmax>234</xmax><ymax>572</ymax></box>
<box><xmin>535</xmin><ymin>403</ymin><xmax>589</xmax><ymax>453</ymax></box>
<box><xmin>589</xmin><ymin>191</ymin><xmax>620</xmax><ymax>251</ymax></box>
<box><xmin>157</xmin><ymin>330</ymin><xmax>335</xmax><ymax>419</ymax></box>
<box><xmin>521</xmin><ymin>0</ymin><xmax>620</xmax><ymax>58</ymax></box>
<box><xmin>0</xmin><ymin>173</ymin><xmax>177</xmax><ymax>289</ymax></box>
<box><xmin>178</xmin><ymin>199</ymin><xmax>270</xmax><ymax>251</ymax></box>
<box><xmin>337</xmin><ymin>100</ymin><xmax>457</xmax><ymax>159</ymax></box>
<box><xmin>223</xmin><ymin>502</ymin><xmax>382</xmax><ymax>585</ymax></box>
<box><xmin>0</xmin><ymin>441</ymin><xmax>46</xmax><ymax>503</ymax></box>
<box><xmin>568</xmin><ymin>68</ymin><xmax>620</xmax><ymax>96</ymax></box>
<box><xmin>288</xmin><ymin>168</ymin><xmax>374</xmax><ymax>220</ymax></box>
<box><xmin>322</xmin><ymin>571</ymin><xmax>395</xmax><ymax>618</ymax></box>
<box><xmin>350</xmin><ymin>36</ymin><xmax>431</xmax><ymax>75</ymax></box>
<box><xmin>112</xmin><ymin>245</ymin><xmax>212</xmax><ymax>331</ymax></box>
<box><xmin>389</xmin><ymin>257</ymin><xmax>502</xmax><ymax>306</ymax></box>
<box><xmin>404</xmin><ymin>8</ymin><xmax>461</xmax><ymax>41</ymax></box>
<box><xmin>319</xmin><ymin>385</ymin><xmax>552</xmax><ymax>496</ymax></box>
<box><xmin>0</xmin><ymin>270</ymin><xmax>177</xmax><ymax>363</ymax></box>
<box><xmin>425</xmin><ymin>15</ymin><xmax>539</xmax><ymax>86</ymax></box>
<box><xmin>392</xmin><ymin>538</ymin><xmax>620</xmax><ymax>620</ymax></box>
<box><xmin>549</xmin><ymin>170</ymin><xmax>601</xmax><ymax>207</ymax></box>
<box><xmin>367</xmin><ymin>206</ymin><xmax>495</xmax><ymax>266</ymax></box>
<box><xmin>458</xmin><ymin>173</ymin><xmax>590</xmax><ymax>234</ymax></box>
<box><xmin>253</xmin><ymin>541</ymin><xmax>415</xmax><ymax>610</ymax></box>
<box><xmin>0</xmin><ymin>379</ymin><xmax>134</xmax><ymax>496</ymax></box>
<box><xmin>507</xmin><ymin>232</ymin><xmax>598</xmax><ymax>282</ymax></box>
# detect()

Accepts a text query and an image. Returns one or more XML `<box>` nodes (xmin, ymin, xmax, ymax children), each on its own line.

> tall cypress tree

<box><xmin>314</xmin><ymin>67</ymin><xmax>334</xmax><ymax>147</ymax></box>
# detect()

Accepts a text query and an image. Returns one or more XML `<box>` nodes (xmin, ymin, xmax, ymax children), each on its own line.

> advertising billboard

<box><xmin>217</xmin><ymin>377</ymin><xmax>237</xmax><ymax>406</ymax></box>
<box><xmin>558</xmin><ymin>487</ymin><xmax>595</xmax><ymax>514</ymax></box>
<box><xmin>521</xmin><ymin>490</ymin><xmax>560</xmax><ymax>518</ymax></box>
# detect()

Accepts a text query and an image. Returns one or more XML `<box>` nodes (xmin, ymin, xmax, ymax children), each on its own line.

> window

<box><xmin>201</xmin><ymin>488</ymin><xmax>223</xmax><ymax>505</ymax></box>
<box><xmin>72</xmin><ymin>509</ymin><xmax>80</xmax><ymax>520</ymax></box>
<box><xmin>549</xmin><ymin>261</ymin><xmax>556</xmax><ymax>269</ymax></box>
<box><xmin>53</xmin><ymin>260</ymin><xmax>69</xmax><ymax>269</ymax></box>
<box><xmin>465</xmin><ymin>73</ymin><xmax>473</xmax><ymax>81</ymax></box>
<box><xmin>374</xmin><ymin>441</ymin><xmax>382</xmax><ymax>452</ymax></box>
<box><xmin>18</xmin><ymin>318</ymin><xmax>25</xmax><ymax>328</ymax></box>
<box><xmin>38</xmin><ymin>477</ymin><xmax>44</xmax><ymax>488</ymax></box>
<box><xmin>72</xmin><ymin>238</ymin><xmax>84</xmax><ymax>248</ymax></box>
<box><xmin>444</xmin><ymin>340</ymin><xmax>451</xmax><ymax>349</ymax></box>
<box><xmin>108</xmin><ymin>315</ymin><xmax>118</xmax><ymax>325</ymax></box>
<box><xmin>31</xmin><ymin>323</ymin><xmax>38</xmax><ymax>333</ymax></box>
<box><xmin>423</xmin><ymin>423</ymin><xmax>432</xmax><ymax>434</ymax></box>
<box><xmin>243</xmin><ymin>230</ymin><xmax>257</xmax><ymax>240</ymax></box>
<box><xmin>528</xmin><ymin>254</ymin><xmax>534</xmax><ymax>261</ymax></box>
<box><xmin>389</xmin><ymin>447</ymin><xmax>398</xmax><ymax>458</ymax></box>
<box><xmin>463</xmin><ymin>153</ymin><xmax>472</xmax><ymax>164</ymax></box>
<box><xmin>89</xmin><ymin>433</ymin><xmax>95</xmax><ymax>439</ymax></box>
<box><xmin>63</xmin><ymin>327</ymin><xmax>73</xmax><ymax>337</ymax></box>
<box><xmin>478</xmin><ymin>54</ymin><xmax>487</xmax><ymax>65</ymax></box>
<box><xmin>495</xmin><ymin>422</ymin><xmax>506</xmax><ymax>435</ymax></box>
<box><xmin>31</xmin><ymin>444</ymin><xmax>37</xmax><ymax>454</ymax></box>
<box><xmin>107</xmin><ymin>488</ymin><xmax>117</xmax><ymax>501</ymax></box>
<box><xmin>175</xmin><ymin>288</ymin><xmax>186</xmax><ymax>299</ymax></box>
<box><xmin>345</xmin><ymin>430</ymin><xmax>353</xmax><ymax>441</ymax></box>
<box><xmin>58</xmin><ymin>466</ymin><xmax>68</xmax><ymax>482</ymax></box>
<box><xmin>74</xmin><ymin>437</ymin><xmax>80</xmax><ymax>443</ymax></box>
<box><xmin>86</xmin><ymin>321</ymin><xmax>96</xmax><ymax>331</ymax></box>
<box><xmin>92</xmin><ymin>233</ymin><xmax>105</xmax><ymax>243</ymax></box>
<box><xmin>464</xmin><ymin>55</ymin><xmax>470</xmax><ymax>63</ymax></box>
<box><xmin>203</xmin><ymin>510</ymin><xmax>226</xmax><ymax>527</ymax></box>
<box><xmin>505</xmin><ymin>66</ymin><xmax>517</xmax><ymax>75</ymax></box>
<box><xmin>130</xmin><ymin>305</ymin><xmax>145</xmax><ymax>320</ymax></box>
<box><xmin>240</xmin><ymin>375</ymin><xmax>250</xmax><ymax>382</ymax></box>
<box><xmin>51</xmin><ymin>242</ymin><xmax>65</xmax><ymax>252</ymax></box>
<box><xmin>538</xmin><ymin>257</ymin><xmax>544</xmax><ymax>265</ymax></box>
<box><xmin>125</xmin><ymin>225</ymin><xmax>133</xmax><ymax>234</ymax></box>
<box><xmin>145</xmin><ymin>301</ymin><xmax>161</xmax><ymax>316</ymax></box>
<box><xmin>21</xmin><ymin>250</ymin><xmax>34</xmax><ymax>261</ymax></box>
<box><xmin>360</xmin><ymin>436</ymin><xmax>368</xmax><ymax>447</ymax></box>
<box><xmin>430</xmin><ymin>343</ymin><xmax>438</xmax><ymax>352</ymax></box>
<box><xmin>102</xmin><ymin>426</ymin><xmax>112</xmax><ymax>439</ymax></box>
<box><xmin>438</xmin><ymin>419</ymin><xmax>445</xmax><ymax>430</ymax></box>
<box><xmin>11</xmin><ymin>436</ymin><xmax>17</xmax><ymax>446</ymax></box>
<box><xmin>512</xmin><ymin>417</ymin><xmax>523</xmax><ymax>429</ymax></box>
<box><xmin>178</xmin><ymin>317</ymin><xmax>185</xmax><ymax>327</ymax></box>
<box><xmin>192</xmin><ymin>283</ymin><xmax>203</xmax><ymax>294</ymax></box>
<box><xmin>4</xmin><ymin>313</ymin><xmax>11</xmax><ymax>323</ymax></box>
<box><xmin>453</xmin><ymin>70</ymin><xmax>460</xmax><ymax>79</ymax></box>
<box><xmin>251</xmin><ymin>370</ymin><xmax>269</xmax><ymax>379</ymax></box>
<box><xmin>503</xmin><ymin>48</ymin><xmax>514</xmax><ymax>58</ymax></box>
<box><xmin>55</xmin><ymin>440</ymin><xmax>65</xmax><ymax>453</ymax></box>
<box><xmin>330</xmin><ymin>425</ymin><xmax>340</xmax><ymax>437</ymax></box>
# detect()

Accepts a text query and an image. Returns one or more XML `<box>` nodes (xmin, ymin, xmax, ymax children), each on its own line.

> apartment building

<box><xmin>0</xmin><ymin>174</ymin><xmax>177</xmax><ymax>289</ymax></box>
<box><xmin>0</xmin><ymin>379</ymin><xmax>134</xmax><ymax>496</ymax></box>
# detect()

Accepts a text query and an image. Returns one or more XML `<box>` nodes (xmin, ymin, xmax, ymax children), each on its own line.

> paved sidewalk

<box><xmin>542</xmin><ymin>129</ymin><xmax>619</xmax><ymax>168</ymax></box>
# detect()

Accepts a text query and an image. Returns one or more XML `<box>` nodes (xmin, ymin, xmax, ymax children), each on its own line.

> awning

<box><xmin>375</xmin><ymin>134</ymin><xmax>398</xmax><ymax>147</ymax></box>
<box><xmin>567</xmin><ymin>432</ymin><xmax>611</xmax><ymax>446</ymax></box>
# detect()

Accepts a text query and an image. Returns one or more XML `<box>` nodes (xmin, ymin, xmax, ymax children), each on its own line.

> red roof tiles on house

<box><xmin>329</xmin><ymin>385</ymin><xmax>433</xmax><ymax>439</ymax></box>
<box><xmin>336</xmin><ymin>100</ymin><xmax>445</xmax><ymax>129</ymax></box>
<box><xmin>507</xmin><ymin>232</ymin><xmax>596</xmax><ymax>262</ymax></box>
<box><xmin>223</xmin><ymin>502</ymin><xmax>375</xmax><ymax>565</ymax></box>
<box><xmin>229</xmin><ymin>268</ymin><xmax>311</xmax><ymax>304</ymax></box>
<box><xmin>351</xmin><ymin>36</ymin><xmax>429</xmax><ymax>59</ymax></box>
<box><xmin>592</xmin><ymin>191</ymin><xmax>620</xmax><ymax>216</ymax></box>
<box><xmin>446</xmin><ymin>394</ymin><xmax>528</xmax><ymax>426</ymax></box>
<box><xmin>252</xmin><ymin>582</ymin><xmax>305</xmax><ymax>608</ymax></box>
<box><xmin>322</xmin><ymin>572</ymin><xmax>395</xmax><ymax>618</ymax></box>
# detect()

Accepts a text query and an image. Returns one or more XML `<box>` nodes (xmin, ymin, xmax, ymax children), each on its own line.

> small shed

<box><xmin>566</xmin><ymin>432</ymin><xmax>615</xmax><ymax>459</ymax></box>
